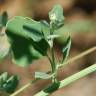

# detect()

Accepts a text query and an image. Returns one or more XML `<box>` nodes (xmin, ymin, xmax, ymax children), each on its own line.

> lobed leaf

<box><xmin>6</xmin><ymin>16</ymin><xmax>49</xmax><ymax>66</ymax></box>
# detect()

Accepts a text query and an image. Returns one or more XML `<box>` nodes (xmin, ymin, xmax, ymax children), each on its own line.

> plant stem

<box><xmin>50</xmin><ymin>45</ymin><xmax>58</xmax><ymax>83</ymax></box>
<box><xmin>49</xmin><ymin>21</ymin><xmax>58</xmax><ymax>82</ymax></box>
<box><xmin>10</xmin><ymin>47</ymin><xmax>96</xmax><ymax>96</ymax></box>
<box><xmin>34</xmin><ymin>63</ymin><xmax>96</xmax><ymax>96</ymax></box>
<box><xmin>58</xmin><ymin>46</ymin><xmax>96</xmax><ymax>68</ymax></box>
<box><xmin>51</xmin><ymin>47</ymin><xmax>56</xmax><ymax>72</ymax></box>
<box><xmin>10</xmin><ymin>71</ymin><xmax>52</xmax><ymax>96</ymax></box>
<box><xmin>10</xmin><ymin>79</ymin><xmax>38</xmax><ymax>96</ymax></box>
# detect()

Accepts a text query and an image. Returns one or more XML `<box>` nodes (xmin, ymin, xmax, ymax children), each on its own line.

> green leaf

<box><xmin>0</xmin><ymin>34</ymin><xmax>10</xmax><ymax>61</ymax></box>
<box><xmin>0</xmin><ymin>12</ymin><xmax>9</xmax><ymax>61</ymax></box>
<box><xmin>6</xmin><ymin>16</ymin><xmax>49</xmax><ymax>66</ymax></box>
<box><xmin>3</xmin><ymin>75</ymin><xmax>19</xmax><ymax>94</ymax></box>
<box><xmin>35</xmin><ymin>72</ymin><xmax>54</xmax><ymax>79</ymax></box>
<box><xmin>0</xmin><ymin>12</ymin><xmax>8</xmax><ymax>26</ymax></box>
<box><xmin>0</xmin><ymin>72</ymin><xmax>19</xmax><ymax>94</ymax></box>
<box><xmin>32</xmin><ymin>39</ymin><xmax>48</xmax><ymax>56</ymax></box>
<box><xmin>6</xmin><ymin>16</ymin><xmax>43</xmax><ymax>42</ymax></box>
<box><xmin>6</xmin><ymin>32</ymin><xmax>43</xmax><ymax>67</ymax></box>
<box><xmin>49</xmin><ymin>4</ymin><xmax>64</xmax><ymax>29</ymax></box>
<box><xmin>62</xmin><ymin>36</ymin><xmax>71</xmax><ymax>63</ymax></box>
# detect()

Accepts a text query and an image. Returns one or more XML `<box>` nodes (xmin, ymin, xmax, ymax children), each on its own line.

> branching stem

<box><xmin>10</xmin><ymin>47</ymin><xmax>96</xmax><ymax>96</ymax></box>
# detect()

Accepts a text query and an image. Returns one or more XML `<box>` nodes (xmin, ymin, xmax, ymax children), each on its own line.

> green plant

<box><xmin>0</xmin><ymin>4</ymin><xmax>96</xmax><ymax>96</ymax></box>
<box><xmin>0</xmin><ymin>72</ymin><xmax>19</xmax><ymax>96</ymax></box>
<box><xmin>0</xmin><ymin>72</ymin><xmax>19</xmax><ymax>93</ymax></box>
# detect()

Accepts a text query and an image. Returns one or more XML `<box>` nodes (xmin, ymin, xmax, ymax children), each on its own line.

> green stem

<box><xmin>34</xmin><ymin>63</ymin><xmax>96</xmax><ymax>96</ymax></box>
<box><xmin>58</xmin><ymin>46</ymin><xmax>96</xmax><ymax>68</ymax></box>
<box><xmin>51</xmin><ymin>46</ymin><xmax>58</xmax><ymax>83</ymax></box>
<box><xmin>51</xmin><ymin>47</ymin><xmax>56</xmax><ymax>73</ymax></box>
<box><xmin>10</xmin><ymin>47</ymin><xmax>96</xmax><ymax>96</ymax></box>
<box><xmin>49</xmin><ymin>21</ymin><xmax>57</xmax><ymax>82</ymax></box>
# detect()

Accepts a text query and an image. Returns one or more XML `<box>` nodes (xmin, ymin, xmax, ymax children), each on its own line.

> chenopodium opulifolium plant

<box><xmin>1</xmin><ymin>4</ymin><xmax>96</xmax><ymax>96</ymax></box>
<box><xmin>5</xmin><ymin>4</ymin><xmax>71</xmax><ymax>80</ymax></box>
<box><xmin>6</xmin><ymin>4</ymin><xmax>70</xmax><ymax>67</ymax></box>
<box><xmin>0</xmin><ymin>72</ymin><xmax>19</xmax><ymax>96</ymax></box>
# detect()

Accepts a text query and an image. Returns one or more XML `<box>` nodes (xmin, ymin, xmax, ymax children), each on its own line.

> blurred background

<box><xmin>0</xmin><ymin>0</ymin><xmax>96</xmax><ymax>96</ymax></box>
